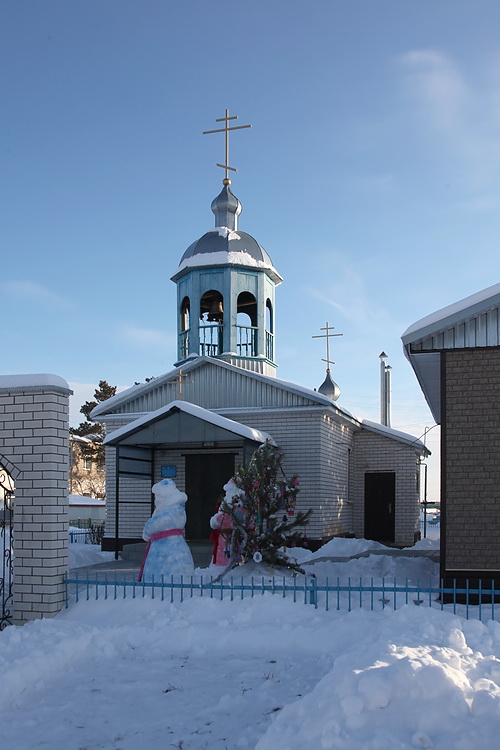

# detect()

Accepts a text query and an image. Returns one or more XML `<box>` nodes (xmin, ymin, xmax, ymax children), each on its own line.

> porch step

<box><xmin>120</xmin><ymin>543</ymin><xmax>146</xmax><ymax>563</ymax></box>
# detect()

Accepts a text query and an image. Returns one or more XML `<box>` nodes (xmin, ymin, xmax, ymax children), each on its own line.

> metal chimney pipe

<box><xmin>384</xmin><ymin>365</ymin><xmax>392</xmax><ymax>428</ymax></box>
<box><xmin>379</xmin><ymin>352</ymin><xmax>388</xmax><ymax>425</ymax></box>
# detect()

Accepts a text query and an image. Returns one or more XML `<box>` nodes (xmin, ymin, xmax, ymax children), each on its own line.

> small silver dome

<box><xmin>318</xmin><ymin>370</ymin><xmax>341</xmax><ymax>402</ymax></box>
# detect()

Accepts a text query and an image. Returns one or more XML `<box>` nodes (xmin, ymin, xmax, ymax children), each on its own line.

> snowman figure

<box><xmin>209</xmin><ymin>479</ymin><xmax>245</xmax><ymax>566</ymax></box>
<box><xmin>138</xmin><ymin>479</ymin><xmax>194</xmax><ymax>581</ymax></box>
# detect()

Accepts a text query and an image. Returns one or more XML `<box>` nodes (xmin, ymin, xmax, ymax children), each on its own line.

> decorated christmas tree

<box><xmin>216</xmin><ymin>441</ymin><xmax>312</xmax><ymax>578</ymax></box>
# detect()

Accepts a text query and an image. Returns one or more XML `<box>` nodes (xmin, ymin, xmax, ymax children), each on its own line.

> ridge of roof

<box><xmin>90</xmin><ymin>356</ymin><xmax>338</xmax><ymax>418</ymax></box>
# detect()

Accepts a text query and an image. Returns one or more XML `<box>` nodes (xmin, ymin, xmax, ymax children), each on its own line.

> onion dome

<box><xmin>318</xmin><ymin>370</ymin><xmax>341</xmax><ymax>402</ymax></box>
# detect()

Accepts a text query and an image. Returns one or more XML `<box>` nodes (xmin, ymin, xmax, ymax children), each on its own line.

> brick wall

<box><xmin>443</xmin><ymin>348</ymin><xmax>500</xmax><ymax>572</ymax></box>
<box><xmin>0</xmin><ymin>376</ymin><xmax>71</xmax><ymax>624</ymax></box>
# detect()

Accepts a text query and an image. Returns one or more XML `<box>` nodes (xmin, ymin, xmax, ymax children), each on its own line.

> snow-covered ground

<box><xmin>2</xmin><ymin>539</ymin><xmax>500</xmax><ymax>750</ymax></box>
<box><xmin>68</xmin><ymin>530</ymin><xmax>115</xmax><ymax>569</ymax></box>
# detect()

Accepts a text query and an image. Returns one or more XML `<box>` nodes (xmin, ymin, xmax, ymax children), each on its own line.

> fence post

<box><xmin>308</xmin><ymin>576</ymin><xmax>317</xmax><ymax>607</ymax></box>
<box><xmin>0</xmin><ymin>375</ymin><xmax>72</xmax><ymax>624</ymax></box>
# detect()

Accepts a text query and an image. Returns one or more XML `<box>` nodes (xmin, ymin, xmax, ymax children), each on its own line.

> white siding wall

<box><xmin>102</xmin><ymin>405</ymin><xmax>421</xmax><ymax>548</ymax></box>
<box><xmin>221</xmin><ymin>408</ymin><xmax>354</xmax><ymax>542</ymax></box>
<box><xmin>350</xmin><ymin>431</ymin><xmax>420</xmax><ymax>546</ymax></box>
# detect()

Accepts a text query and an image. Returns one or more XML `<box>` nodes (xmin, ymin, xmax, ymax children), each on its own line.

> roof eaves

<box><xmin>402</xmin><ymin>282</ymin><xmax>500</xmax><ymax>346</ymax></box>
<box><xmin>359</xmin><ymin>419</ymin><xmax>431</xmax><ymax>455</ymax></box>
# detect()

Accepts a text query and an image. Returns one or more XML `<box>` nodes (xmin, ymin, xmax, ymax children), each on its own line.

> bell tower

<box><xmin>171</xmin><ymin>110</ymin><xmax>282</xmax><ymax>376</ymax></box>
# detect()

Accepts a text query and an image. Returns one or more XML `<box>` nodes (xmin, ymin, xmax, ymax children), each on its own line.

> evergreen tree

<box><xmin>217</xmin><ymin>441</ymin><xmax>312</xmax><ymax>578</ymax></box>
<box><xmin>70</xmin><ymin>380</ymin><xmax>117</xmax><ymax>467</ymax></box>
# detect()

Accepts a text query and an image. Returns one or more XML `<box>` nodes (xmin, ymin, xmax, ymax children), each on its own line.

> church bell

<box><xmin>207</xmin><ymin>299</ymin><xmax>224</xmax><ymax>322</ymax></box>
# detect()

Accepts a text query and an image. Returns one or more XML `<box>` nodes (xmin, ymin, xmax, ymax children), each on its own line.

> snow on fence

<box><xmin>64</xmin><ymin>572</ymin><xmax>500</xmax><ymax>622</ymax></box>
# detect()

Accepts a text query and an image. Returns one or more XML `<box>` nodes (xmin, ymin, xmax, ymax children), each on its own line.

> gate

<box><xmin>1</xmin><ymin>456</ymin><xmax>18</xmax><ymax>629</ymax></box>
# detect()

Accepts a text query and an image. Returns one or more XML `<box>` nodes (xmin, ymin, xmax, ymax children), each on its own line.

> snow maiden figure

<box><xmin>209</xmin><ymin>479</ymin><xmax>244</xmax><ymax>566</ymax></box>
<box><xmin>138</xmin><ymin>479</ymin><xmax>194</xmax><ymax>581</ymax></box>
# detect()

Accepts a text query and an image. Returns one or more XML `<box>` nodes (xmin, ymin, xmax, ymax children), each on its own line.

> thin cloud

<box><xmin>348</xmin><ymin>173</ymin><xmax>398</xmax><ymax>192</ymax></box>
<box><xmin>3</xmin><ymin>280</ymin><xmax>70</xmax><ymax>307</ymax></box>
<box><xmin>400</xmin><ymin>50</ymin><xmax>466</xmax><ymax>133</ymax></box>
<box><xmin>306</xmin><ymin>265</ymin><xmax>394</xmax><ymax>332</ymax></box>
<box><xmin>399</xmin><ymin>49</ymin><xmax>500</xmax><ymax>200</ymax></box>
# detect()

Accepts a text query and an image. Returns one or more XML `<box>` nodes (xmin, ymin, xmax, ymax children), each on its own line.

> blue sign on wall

<box><xmin>161</xmin><ymin>465</ymin><xmax>177</xmax><ymax>478</ymax></box>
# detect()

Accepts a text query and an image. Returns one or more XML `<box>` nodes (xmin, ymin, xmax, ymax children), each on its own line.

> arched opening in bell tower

<box><xmin>266</xmin><ymin>299</ymin><xmax>274</xmax><ymax>361</ymax></box>
<box><xmin>237</xmin><ymin>292</ymin><xmax>257</xmax><ymax>356</ymax></box>
<box><xmin>199</xmin><ymin>289</ymin><xmax>224</xmax><ymax>357</ymax></box>
<box><xmin>179</xmin><ymin>297</ymin><xmax>191</xmax><ymax>360</ymax></box>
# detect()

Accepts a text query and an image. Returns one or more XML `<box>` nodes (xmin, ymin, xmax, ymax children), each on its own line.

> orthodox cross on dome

<box><xmin>168</xmin><ymin>368</ymin><xmax>193</xmax><ymax>400</ymax></box>
<box><xmin>203</xmin><ymin>108</ymin><xmax>252</xmax><ymax>185</ymax></box>
<box><xmin>312</xmin><ymin>322</ymin><xmax>343</xmax><ymax>372</ymax></box>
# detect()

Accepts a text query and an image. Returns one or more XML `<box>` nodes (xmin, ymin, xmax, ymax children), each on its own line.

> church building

<box><xmin>92</xmin><ymin>113</ymin><xmax>428</xmax><ymax>554</ymax></box>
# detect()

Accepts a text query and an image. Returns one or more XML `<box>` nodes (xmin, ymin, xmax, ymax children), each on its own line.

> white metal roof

<box><xmin>402</xmin><ymin>282</ymin><xmax>500</xmax><ymax>348</ymax></box>
<box><xmin>90</xmin><ymin>356</ymin><xmax>338</xmax><ymax>419</ymax></box>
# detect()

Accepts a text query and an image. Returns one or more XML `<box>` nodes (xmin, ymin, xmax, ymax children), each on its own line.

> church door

<box><xmin>364</xmin><ymin>472</ymin><xmax>395</xmax><ymax>544</ymax></box>
<box><xmin>184</xmin><ymin>453</ymin><xmax>236</xmax><ymax>540</ymax></box>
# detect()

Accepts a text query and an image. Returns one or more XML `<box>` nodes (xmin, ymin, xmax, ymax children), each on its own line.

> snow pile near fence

<box><xmin>256</xmin><ymin>606</ymin><xmax>500</xmax><ymax>750</ymax></box>
<box><xmin>1</xmin><ymin>578</ymin><xmax>500</xmax><ymax>749</ymax></box>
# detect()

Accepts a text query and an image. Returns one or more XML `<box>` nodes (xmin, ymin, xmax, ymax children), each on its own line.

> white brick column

<box><xmin>0</xmin><ymin>374</ymin><xmax>72</xmax><ymax>624</ymax></box>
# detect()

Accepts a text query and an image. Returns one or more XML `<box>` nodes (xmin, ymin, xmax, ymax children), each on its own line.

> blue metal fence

<box><xmin>420</xmin><ymin>514</ymin><xmax>440</xmax><ymax>533</ymax></box>
<box><xmin>64</xmin><ymin>572</ymin><xmax>500</xmax><ymax>622</ymax></box>
<box><xmin>69</xmin><ymin>530</ymin><xmax>92</xmax><ymax>544</ymax></box>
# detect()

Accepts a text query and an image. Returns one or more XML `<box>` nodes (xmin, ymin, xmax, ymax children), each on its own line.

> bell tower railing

<box><xmin>199</xmin><ymin>323</ymin><xmax>223</xmax><ymax>357</ymax></box>
<box><xmin>179</xmin><ymin>329</ymin><xmax>190</xmax><ymax>361</ymax></box>
<box><xmin>266</xmin><ymin>331</ymin><xmax>274</xmax><ymax>362</ymax></box>
<box><xmin>236</xmin><ymin>324</ymin><xmax>258</xmax><ymax>357</ymax></box>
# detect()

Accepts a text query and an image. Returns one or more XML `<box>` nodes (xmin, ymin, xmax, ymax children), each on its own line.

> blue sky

<box><xmin>3</xmin><ymin>1</ymin><xmax>500</xmax><ymax>500</ymax></box>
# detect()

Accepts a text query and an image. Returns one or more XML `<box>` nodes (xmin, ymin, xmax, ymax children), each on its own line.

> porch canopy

<box><xmin>103</xmin><ymin>399</ymin><xmax>275</xmax><ymax>449</ymax></box>
<box><xmin>103</xmin><ymin>400</ymin><xmax>274</xmax><ymax>555</ymax></box>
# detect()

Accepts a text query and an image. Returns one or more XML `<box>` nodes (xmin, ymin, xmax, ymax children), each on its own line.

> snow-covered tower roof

<box><xmin>171</xmin><ymin>184</ymin><xmax>282</xmax><ymax>285</ymax></box>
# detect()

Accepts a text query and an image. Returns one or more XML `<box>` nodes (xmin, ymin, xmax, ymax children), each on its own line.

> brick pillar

<box><xmin>0</xmin><ymin>374</ymin><xmax>72</xmax><ymax>624</ymax></box>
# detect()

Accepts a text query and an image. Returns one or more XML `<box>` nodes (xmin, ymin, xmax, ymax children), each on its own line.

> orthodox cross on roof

<box><xmin>168</xmin><ymin>368</ymin><xmax>193</xmax><ymax>400</ymax></box>
<box><xmin>203</xmin><ymin>108</ymin><xmax>252</xmax><ymax>185</ymax></box>
<box><xmin>312</xmin><ymin>322</ymin><xmax>343</xmax><ymax>372</ymax></box>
